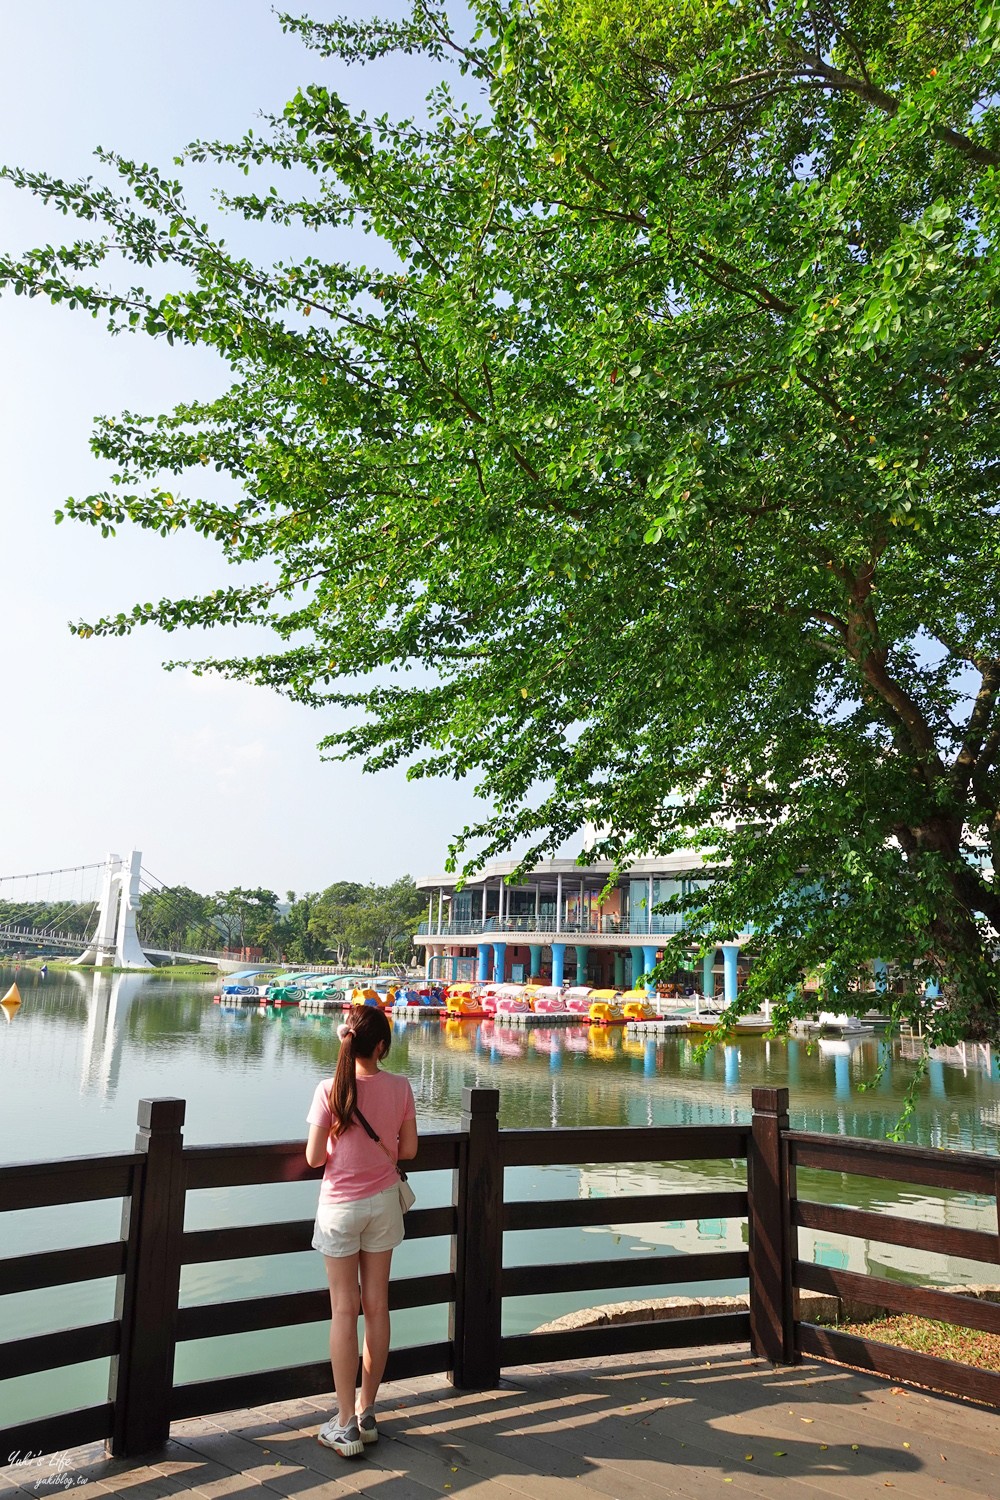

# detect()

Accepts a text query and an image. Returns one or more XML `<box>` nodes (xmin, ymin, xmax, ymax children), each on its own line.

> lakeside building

<box><xmin>414</xmin><ymin>852</ymin><xmax>753</xmax><ymax>999</ymax></box>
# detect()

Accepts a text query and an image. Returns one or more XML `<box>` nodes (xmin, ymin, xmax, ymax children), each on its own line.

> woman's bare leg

<box><xmin>358</xmin><ymin>1248</ymin><xmax>393</xmax><ymax>1410</ymax></box>
<box><xmin>324</xmin><ymin>1253</ymin><xmax>361</xmax><ymax>1425</ymax></box>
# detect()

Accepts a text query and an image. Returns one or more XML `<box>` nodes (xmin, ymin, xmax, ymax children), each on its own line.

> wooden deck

<box><xmin>4</xmin><ymin>1345</ymin><xmax>999</xmax><ymax>1500</ymax></box>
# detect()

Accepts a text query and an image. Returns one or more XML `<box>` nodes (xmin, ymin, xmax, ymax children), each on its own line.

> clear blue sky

<box><xmin>0</xmin><ymin>1</ymin><xmax>489</xmax><ymax>896</ymax></box>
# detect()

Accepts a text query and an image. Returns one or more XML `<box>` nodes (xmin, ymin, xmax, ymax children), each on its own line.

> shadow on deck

<box><xmin>4</xmin><ymin>1345</ymin><xmax>999</xmax><ymax>1500</ymax></box>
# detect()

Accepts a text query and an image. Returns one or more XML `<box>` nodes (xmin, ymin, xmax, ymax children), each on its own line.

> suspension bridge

<box><xmin>0</xmin><ymin>853</ymin><xmax>247</xmax><ymax>971</ymax></box>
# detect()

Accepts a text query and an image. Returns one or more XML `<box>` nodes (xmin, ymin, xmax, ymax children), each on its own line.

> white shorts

<box><xmin>312</xmin><ymin>1185</ymin><xmax>404</xmax><ymax>1257</ymax></box>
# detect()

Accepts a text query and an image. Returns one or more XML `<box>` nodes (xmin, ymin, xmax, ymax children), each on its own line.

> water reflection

<box><xmin>4</xmin><ymin>970</ymin><xmax>1000</xmax><ymax>1153</ymax></box>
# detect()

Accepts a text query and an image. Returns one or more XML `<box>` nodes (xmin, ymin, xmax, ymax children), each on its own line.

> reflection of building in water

<box><xmin>76</xmin><ymin>970</ymin><xmax>144</xmax><ymax>1100</ymax></box>
<box><xmin>900</xmin><ymin>1037</ymin><xmax>997</xmax><ymax>1079</ymax></box>
<box><xmin>578</xmin><ymin>1162</ymin><xmax>995</xmax><ymax>1288</ymax></box>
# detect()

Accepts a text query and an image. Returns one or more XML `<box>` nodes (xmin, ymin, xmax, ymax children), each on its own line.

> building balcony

<box><xmin>416</xmin><ymin>915</ymin><xmax>690</xmax><ymax>940</ymax></box>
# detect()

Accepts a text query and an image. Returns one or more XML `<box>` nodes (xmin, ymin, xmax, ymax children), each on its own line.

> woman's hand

<box><xmin>398</xmin><ymin>1117</ymin><xmax>419</xmax><ymax>1161</ymax></box>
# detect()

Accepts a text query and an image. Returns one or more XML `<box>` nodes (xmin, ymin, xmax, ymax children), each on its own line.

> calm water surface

<box><xmin>2</xmin><ymin>965</ymin><xmax>999</xmax><ymax>1425</ymax></box>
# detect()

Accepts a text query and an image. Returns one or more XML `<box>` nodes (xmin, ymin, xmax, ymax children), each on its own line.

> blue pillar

<box><xmin>614</xmin><ymin>952</ymin><xmax>625</xmax><ymax>989</ymax></box>
<box><xmin>644</xmin><ymin>1040</ymin><xmax>657</xmax><ymax>1077</ymax></box>
<box><xmin>873</xmin><ymin>958</ymin><xmax>888</xmax><ymax>994</ymax></box>
<box><xmin>642</xmin><ymin>944</ymin><xmax>658</xmax><ymax>995</ymax></box>
<box><xmin>834</xmin><ymin>1052</ymin><xmax>850</xmax><ymax>1099</ymax></box>
<box><xmin>722</xmin><ymin>944</ymin><xmax>740</xmax><ymax>1005</ymax></box>
<box><xmin>575</xmin><ymin>944</ymin><xmax>589</xmax><ymax>985</ymax></box>
<box><xmin>492</xmin><ymin>942</ymin><xmax>506</xmax><ymax>983</ymax></box>
<box><xmin>787</xmin><ymin>1038</ymin><xmax>801</xmax><ymax>1086</ymax></box>
<box><xmin>724</xmin><ymin>1045</ymin><xmax>739</xmax><ymax>1088</ymax></box>
<box><xmin>630</xmin><ymin>946</ymin><xmax>644</xmax><ymax>987</ymax></box>
<box><xmin>551</xmin><ymin>942</ymin><xmax>566</xmax><ymax>988</ymax></box>
<box><xmin>476</xmin><ymin>944</ymin><xmax>490</xmax><ymax>983</ymax></box>
<box><xmin>451</xmin><ymin>956</ymin><xmax>459</xmax><ymax>982</ymax></box>
<box><xmin>702</xmin><ymin>953</ymin><xmax>714</xmax><ymax>998</ymax></box>
<box><xmin>925</xmin><ymin>978</ymin><xmax>942</xmax><ymax>1000</ymax></box>
<box><xmin>528</xmin><ymin>944</ymin><xmax>542</xmax><ymax>978</ymax></box>
<box><xmin>550</xmin><ymin>1043</ymin><xmax>562</xmax><ymax>1071</ymax></box>
<box><xmin>928</xmin><ymin>1057</ymin><xmax>946</xmax><ymax>1097</ymax></box>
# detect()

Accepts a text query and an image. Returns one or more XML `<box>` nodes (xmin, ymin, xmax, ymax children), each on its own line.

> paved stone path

<box><xmin>3</xmin><ymin>1346</ymin><xmax>999</xmax><ymax>1499</ymax></box>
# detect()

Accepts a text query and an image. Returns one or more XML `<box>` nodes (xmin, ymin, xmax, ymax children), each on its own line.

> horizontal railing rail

<box><xmin>3</xmin><ymin>1086</ymin><xmax>999</xmax><ymax>1467</ymax></box>
<box><xmin>784</xmin><ymin>1118</ymin><xmax>1000</xmax><ymax>1407</ymax></box>
<box><xmin>416</xmin><ymin>916</ymin><xmax>689</xmax><ymax>938</ymax></box>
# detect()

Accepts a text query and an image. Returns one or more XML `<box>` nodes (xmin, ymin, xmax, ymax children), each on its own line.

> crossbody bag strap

<box><xmin>354</xmin><ymin>1104</ymin><xmax>409</xmax><ymax>1182</ymax></box>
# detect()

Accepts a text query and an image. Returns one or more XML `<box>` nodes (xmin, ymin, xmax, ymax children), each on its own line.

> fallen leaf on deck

<box><xmin>800</xmin><ymin>1418</ymin><xmax>813</xmax><ymax>1423</ymax></box>
<box><xmin>773</xmin><ymin>1450</ymin><xmax>786</xmax><ymax>1457</ymax></box>
<box><xmin>744</xmin><ymin>1454</ymin><xmax>753</xmax><ymax>1462</ymax></box>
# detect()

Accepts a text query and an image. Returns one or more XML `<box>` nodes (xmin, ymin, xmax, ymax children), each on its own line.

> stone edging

<box><xmin>532</xmin><ymin>1285</ymin><xmax>1000</xmax><ymax>1335</ymax></box>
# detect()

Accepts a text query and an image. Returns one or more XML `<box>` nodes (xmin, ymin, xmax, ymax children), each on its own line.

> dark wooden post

<box><xmin>449</xmin><ymin>1086</ymin><xmax>503</xmax><ymax>1389</ymax></box>
<box><xmin>109</xmin><ymin>1098</ymin><xmax>187</xmax><ymax>1456</ymax></box>
<box><xmin>748</xmin><ymin>1085</ymin><xmax>795</xmax><ymax>1365</ymax></box>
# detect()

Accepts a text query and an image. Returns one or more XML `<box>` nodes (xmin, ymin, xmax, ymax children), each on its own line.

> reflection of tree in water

<box><xmin>2</xmin><ymin>967</ymin><xmax>89</xmax><ymax>1024</ymax></box>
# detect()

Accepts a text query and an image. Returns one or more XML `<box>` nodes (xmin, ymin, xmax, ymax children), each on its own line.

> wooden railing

<box><xmin>1</xmin><ymin>1086</ymin><xmax>998</xmax><ymax>1467</ymax></box>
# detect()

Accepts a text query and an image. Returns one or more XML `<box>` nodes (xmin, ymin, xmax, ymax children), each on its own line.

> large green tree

<box><xmin>214</xmin><ymin>887</ymin><xmax>281</xmax><ymax>954</ymax></box>
<box><xmin>5</xmin><ymin>1</ymin><xmax>1000</xmax><ymax>1040</ymax></box>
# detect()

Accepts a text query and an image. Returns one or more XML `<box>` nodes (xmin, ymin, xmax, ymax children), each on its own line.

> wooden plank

<box><xmin>183</xmin><ymin>1132</ymin><xmax>462</xmax><ymax>1190</ymax></box>
<box><xmin>0</xmin><ymin>1155</ymin><xmax>139</xmax><ymax>1211</ymax></box>
<box><xmin>798</xmin><ymin>1321</ymin><xmax>1000</xmax><ymax>1408</ymax></box>
<box><xmin>181</xmin><ymin>1220</ymin><xmax>313</xmax><ymax>1263</ymax></box>
<box><xmin>625</xmin><ymin>1355</ymin><xmax>996</xmax><ymax>1499</ymax></box>
<box><xmin>175</xmin><ymin>1273</ymin><xmax>454</xmax><ymax>1341</ymax></box>
<box><xmin>0</xmin><ymin>1240</ymin><xmax>126</xmax><ymax>1295</ymax></box>
<box><xmin>787</xmin><ymin>1131</ymin><xmax>997</xmax><ymax>1196</ymax></box>
<box><xmin>0</xmin><ymin>1321</ymin><xmax>119</xmax><ymax>1380</ymax></box>
<box><xmin>417</xmin><ymin>1367</ymin><xmax>772</xmax><ymax>1500</ymax></box>
<box><xmin>793</xmin><ymin>1199</ymin><xmax>1000</xmax><ymax>1265</ymax></box>
<box><xmin>796</xmin><ymin>1260</ymin><xmax>1000</xmax><ymax>1333</ymax></box>
<box><xmin>180</xmin><ymin>1205</ymin><xmax>455</xmax><ymax>1265</ymax></box>
<box><xmin>502</xmin><ymin>1249</ymin><xmax>748</xmax><ymax>1298</ymax></box>
<box><xmin>503</xmin><ymin>1190</ymin><xmax>748</xmax><ymax>1233</ymax></box>
<box><xmin>402</xmin><ymin>1205</ymin><xmax>458</xmax><ymax>1241</ymax></box>
<box><xmin>0</xmin><ymin>1404</ymin><xmax>113</xmax><ymax>1467</ymax></box>
<box><xmin>500</xmin><ymin>1125</ymin><xmax>749</xmax><ymax>1168</ymax></box>
<box><xmin>183</xmin><ymin>1143</ymin><xmax>322</xmax><ymax>1190</ymax></box>
<box><xmin>170</xmin><ymin>1341</ymin><xmax>453</xmax><ymax>1421</ymax></box>
<box><xmin>501</xmin><ymin>1310</ymin><xmax>750</xmax><ymax>1367</ymax></box>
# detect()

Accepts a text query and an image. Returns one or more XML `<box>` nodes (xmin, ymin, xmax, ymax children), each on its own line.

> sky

<box><xmin>0</xmin><ymin>0</ymin><xmax>493</xmax><ymax>898</ymax></box>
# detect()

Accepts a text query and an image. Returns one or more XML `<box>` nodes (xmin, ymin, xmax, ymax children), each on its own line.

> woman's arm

<box><xmin>397</xmin><ymin>1116</ymin><xmax>418</xmax><ymax>1161</ymax></box>
<box><xmin>305</xmin><ymin>1123</ymin><xmax>330</xmax><ymax>1169</ymax></box>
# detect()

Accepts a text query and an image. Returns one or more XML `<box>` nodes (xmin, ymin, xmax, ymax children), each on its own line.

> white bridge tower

<box><xmin>75</xmin><ymin>851</ymin><xmax>153</xmax><ymax>969</ymax></box>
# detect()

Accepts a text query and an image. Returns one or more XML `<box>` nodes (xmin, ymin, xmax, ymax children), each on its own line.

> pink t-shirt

<box><xmin>307</xmin><ymin>1070</ymin><xmax>416</xmax><ymax>1204</ymax></box>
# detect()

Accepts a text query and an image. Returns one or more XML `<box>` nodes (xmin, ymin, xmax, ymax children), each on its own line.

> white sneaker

<box><xmin>317</xmin><ymin>1416</ymin><xmax>364</xmax><ymax>1457</ymax></box>
<box><xmin>357</xmin><ymin>1406</ymin><xmax>378</xmax><ymax>1445</ymax></box>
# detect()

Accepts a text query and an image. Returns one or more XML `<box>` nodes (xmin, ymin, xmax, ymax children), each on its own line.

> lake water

<box><xmin>2</xmin><ymin>965</ymin><xmax>999</xmax><ymax>1427</ymax></box>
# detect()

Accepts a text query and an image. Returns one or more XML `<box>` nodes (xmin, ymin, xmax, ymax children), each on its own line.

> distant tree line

<box><xmin>138</xmin><ymin>877</ymin><xmax>427</xmax><ymax>968</ymax></box>
<box><xmin>0</xmin><ymin>900</ymin><xmax>97</xmax><ymax>938</ymax></box>
<box><xmin>0</xmin><ymin>878</ymin><xmax>427</xmax><ymax>969</ymax></box>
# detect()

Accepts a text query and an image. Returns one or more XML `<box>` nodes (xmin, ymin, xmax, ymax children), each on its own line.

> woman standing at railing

<box><xmin>305</xmin><ymin>1004</ymin><xmax>418</xmax><ymax>1458</ymax></box>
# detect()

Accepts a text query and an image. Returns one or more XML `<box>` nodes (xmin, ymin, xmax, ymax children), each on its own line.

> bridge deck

<box><xmin>3</xmin><ymin>1344</ymin><xmax>996</xmax><ymax>1499</ymax></box>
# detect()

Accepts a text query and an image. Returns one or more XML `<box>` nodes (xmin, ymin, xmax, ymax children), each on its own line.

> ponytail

<box><xmin>328</xmin><ymin>1004</ymin><xmax>392</xmax><ymax>1138</ymax></box>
